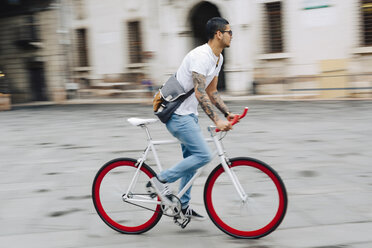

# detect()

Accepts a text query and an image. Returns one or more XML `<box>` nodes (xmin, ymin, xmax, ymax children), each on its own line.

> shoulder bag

<box><xmin>153</xmin><ymin>74</ymin><xmax>194</xmax><ymax>123</ymax></box>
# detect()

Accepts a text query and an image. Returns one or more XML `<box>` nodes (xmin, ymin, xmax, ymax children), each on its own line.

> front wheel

<box><xmin>204</xmin><ymin>157</ymin><xmax>287</xmax><ymax>239</ymax></box>
<box><xmin>92</xmin><ymin>158</ymin><xmax>162</xmax><ymax>234</ymax></box>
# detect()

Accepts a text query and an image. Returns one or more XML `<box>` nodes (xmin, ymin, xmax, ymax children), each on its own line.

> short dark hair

<box><xmin>206</xmin><ymin>17</ymin><xmax>229</xmax><ymax>40</ymax></box>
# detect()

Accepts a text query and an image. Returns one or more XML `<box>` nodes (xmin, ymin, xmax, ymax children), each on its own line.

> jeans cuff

<box><xmin>156</xmin><ymin>174</ymin><xmax>167</xmax><ymax>183</ymax></box>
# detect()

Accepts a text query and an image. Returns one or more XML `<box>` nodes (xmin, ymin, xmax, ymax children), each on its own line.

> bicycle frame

<box><xmin>123</xmin><ymin>123</ymin><xmax>248</xmax><ymax>206</ymax></box>
<box><xmin>93</xmin><ymin>107</ymin><xmax>288</xmax><ymax>238</ymax></box>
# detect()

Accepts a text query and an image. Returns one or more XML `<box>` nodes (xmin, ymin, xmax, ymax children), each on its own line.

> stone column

<box><xmin>224</xmin><ymin>0</ymin><xmax>253</xmax><ymax>95</ymax></box>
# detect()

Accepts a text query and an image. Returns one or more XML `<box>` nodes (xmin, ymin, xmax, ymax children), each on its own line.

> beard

<box><xmin>224</xmin><ymin>39</ymin><xmax>231</xmax><ymax>48</ymax></box>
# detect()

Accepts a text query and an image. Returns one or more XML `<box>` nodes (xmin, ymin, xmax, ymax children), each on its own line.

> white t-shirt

<box><xmin>174</xmin><ymin>43</ymin><xmax>223</xmax><ymax>116</ymax></box>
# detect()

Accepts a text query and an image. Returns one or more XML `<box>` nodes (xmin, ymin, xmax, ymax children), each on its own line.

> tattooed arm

<box><xmin>206</xmin><ymin>76</ymin><xmax>231</xmax><ymax>118</ymax></box>
<box><xmin>192</xmin><ymin>72</ymin><xmax>232</xmax><ymax>130</ymax></box>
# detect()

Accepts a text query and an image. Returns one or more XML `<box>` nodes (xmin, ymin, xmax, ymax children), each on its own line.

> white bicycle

<box><xmin>92</xmin><ymin>107</ymin><xmax>287</xmax><ymax>239</ymax></box>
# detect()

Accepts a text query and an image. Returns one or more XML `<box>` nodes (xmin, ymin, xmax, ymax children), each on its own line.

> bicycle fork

<box><xmin>210</xmin><ymin>128</ymin><xmax>248</xmax><ymax>203</ymax></box>
<box><xmin>221</xmin><ymin>159</ymin><xmax>248</xmax><ymax>202</ymax></box>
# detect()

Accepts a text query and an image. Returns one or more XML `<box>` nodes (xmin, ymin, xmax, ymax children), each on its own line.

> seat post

<box><xmin>141</xmin><ymin>125</ymin><xmax>152</xmax><ymax>140</ymax></box>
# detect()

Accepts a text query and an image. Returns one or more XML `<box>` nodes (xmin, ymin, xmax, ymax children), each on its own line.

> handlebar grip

<box><xmin>215</xmin><ymin>107</ymin><xmax>249</xmax><ymax>132</ymax></box>
<box><xmin>240</xmin><ymin>107</ymin><xmax>248</xmax><ymax>119</ymax></box>
<box><xmin>229</xmin><ymin>115</ymin><xmax>240</xmax><ymax>126</ymax></box>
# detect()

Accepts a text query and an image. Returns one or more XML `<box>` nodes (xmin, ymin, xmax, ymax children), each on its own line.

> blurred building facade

<box><xmin>0</xmin><ymin>0</ymin><xmax>71</xmax><ymax>103</ymax></box>
<box><xmin>69</xmin><ymin>0</ymin><xmax>254</xmax><ymax>98</ymax></box>
<box><xmin>72</xmin><ymin>0</ymin><xmax>372</xmax><ymax>99</ymax></box>
<box><xmin>1</xmin><ymin>0</ymin><xmax>372</xmax><ymax>104</ymax></box>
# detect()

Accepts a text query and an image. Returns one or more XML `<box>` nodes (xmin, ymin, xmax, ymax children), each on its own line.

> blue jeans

<box><xmin>158</xmin><ymin>114</ymin><xmax>212</xmax><ymax>208</ymax></box>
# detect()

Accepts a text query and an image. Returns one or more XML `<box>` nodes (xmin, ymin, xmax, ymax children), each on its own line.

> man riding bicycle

<box><xmin>148</xmin><ymin>17</ymin><xmax>236</xmax><ymax>221</ymax></box>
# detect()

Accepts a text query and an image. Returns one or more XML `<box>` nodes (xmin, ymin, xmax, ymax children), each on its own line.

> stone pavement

<box><xmin>0</xmin><ymin>100</ymin><xmax>371</xmax><ymax>248</ymax></box>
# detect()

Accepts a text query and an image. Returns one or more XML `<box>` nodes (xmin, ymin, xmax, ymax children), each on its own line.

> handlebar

<box><xmin>216</xmin><ymin>107</ymin><xmax>249</xmax><ymax>132</ymax></box>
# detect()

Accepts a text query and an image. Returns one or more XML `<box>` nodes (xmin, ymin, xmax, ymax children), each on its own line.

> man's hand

<box><xmin>216</xmin><ymin>119</ymin><xmax>232</xmax><ymax>131</ymax></box>
<box><xmin>226</xmin><ymin>113</ymin><xmax>239</xmax><ymax>122</ymax></box>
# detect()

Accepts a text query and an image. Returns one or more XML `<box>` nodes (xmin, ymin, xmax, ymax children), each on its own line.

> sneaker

<box><xmin>148</xmin><ymin>176</ymin><xmax>173</xmax><ymax>205</ymax></box>
<box><xmin>181</xmin><ymin>206</ymin><xmax>206</xmax><ymax>221</ymax></box>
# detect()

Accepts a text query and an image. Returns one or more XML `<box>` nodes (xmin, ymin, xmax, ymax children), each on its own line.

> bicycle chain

<box><xmin>122</xmin><ymin>193</ymin><xmax>182</xmax><ymax>218</ymax></box>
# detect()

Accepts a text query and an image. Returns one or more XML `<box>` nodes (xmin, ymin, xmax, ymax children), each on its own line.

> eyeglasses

<box><xmin>220</xmin><ymin>30</ymin><xmax>232</xmax><ymax>36</ymax></box>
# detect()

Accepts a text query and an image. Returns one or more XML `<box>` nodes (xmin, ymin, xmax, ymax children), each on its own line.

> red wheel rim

<box><xmin>205</xmin><ymin>160</ymin><xmax>286</xmax><ymax>238</ymax></box>
<box><xmin>93</xmin><ymin>160</ymin><xmax>161</xmax><ymax>233</ymax></box>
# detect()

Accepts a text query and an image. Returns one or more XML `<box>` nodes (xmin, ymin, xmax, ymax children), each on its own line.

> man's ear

<box><xmin>215</xmin><ymin>30</ymin><xmax>222</xmax><ymax>40</ymax></box>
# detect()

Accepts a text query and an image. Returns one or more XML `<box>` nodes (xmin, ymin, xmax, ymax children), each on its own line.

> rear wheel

<box><xmin>204</xmin><ymin>157</ymin><xmax>287</xmax><ymax>239</ymax></box>
<box><xmin>92</xmin><ymin>158</ymin><xmax>162</xmax><ymax>234</ymax></box>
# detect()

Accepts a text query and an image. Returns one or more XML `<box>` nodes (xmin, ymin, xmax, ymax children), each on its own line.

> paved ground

<box><xmin>0</xmin><ymin>100</ymin><xmax>371</xmax><ymax>248</ymax></box>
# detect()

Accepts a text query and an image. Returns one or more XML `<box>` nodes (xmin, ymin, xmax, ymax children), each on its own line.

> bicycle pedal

<box><xmin>173</xmin><ymin>216</ymin><xmax>191</xmax><ymax>229</ymax></box>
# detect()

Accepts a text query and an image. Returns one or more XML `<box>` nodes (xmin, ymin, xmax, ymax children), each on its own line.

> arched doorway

<box><xmin>189</xmin><ymin>1</ymin><xmax>226</xmax><ymax>90</ymax></box>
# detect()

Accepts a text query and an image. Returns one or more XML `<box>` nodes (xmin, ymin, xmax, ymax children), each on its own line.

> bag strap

<box><xmin>184</xmin><ymin>88</ymin><xmax>195</xmax><ymax>99</ymax></box>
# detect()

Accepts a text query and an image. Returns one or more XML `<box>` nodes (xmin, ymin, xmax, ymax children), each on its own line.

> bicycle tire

<box><xmin>92</xmin><ymin>158</ymin><xmax>162</xmax><ymax>234</ymax></box>
<box><xmin>204</xmin><ymin>157</ymin><xmax>287</xmax><ymax>239</ymax></box>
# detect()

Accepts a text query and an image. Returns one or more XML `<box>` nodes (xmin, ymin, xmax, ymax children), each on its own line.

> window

<box><xmin>361</xmin><ymin>0</ymin><xmax>372</xmax><ymax>46</ymax></box>
<box><xmin>18</xmin><ymin>15</ymin><xmax>40</xmax><ymax>42</ymax></box>
<box><xmin>76</xmin><ymin>28</ymin><xmax>89</xmax><ymax>67</ymax></box>
<box><xmin>264</xmin><ymin>1</ymin><xmax>284</xmax><ymax>53</ymax></box>
<box><xmin>127</xmin><ymin>21</ymin><xmax>143</xmax><ymax>64</ymax></box>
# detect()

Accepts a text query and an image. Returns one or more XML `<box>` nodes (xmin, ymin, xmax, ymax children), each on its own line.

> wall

<box><xmin>250</xmin><ymin>0</ymin><xmax>372</xmax><ymax>97</ymax></box>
